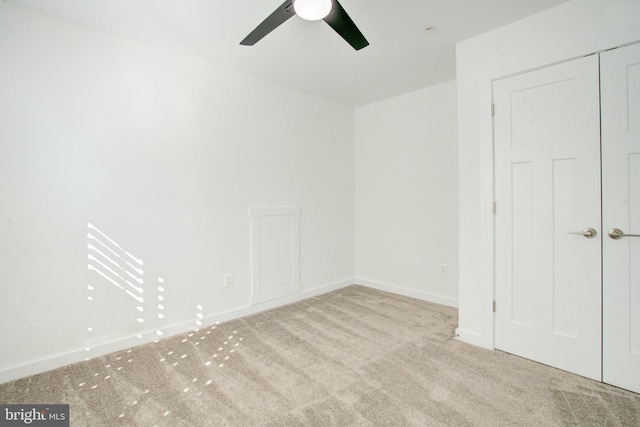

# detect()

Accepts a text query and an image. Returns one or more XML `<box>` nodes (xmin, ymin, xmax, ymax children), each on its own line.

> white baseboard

<box><xmin>356</xmin><ymin>277</ymin><xmax>458</xmax><ymax>308</ymax></box>
<box><xmin>0</xmin><ymin>278</ymin><xmax>355</xmax><ymax>385</ymax></box>
<box><xmin>220</xmin><ymin>278</ymin><xmax>355</xmax><ymax>319</ymax></box>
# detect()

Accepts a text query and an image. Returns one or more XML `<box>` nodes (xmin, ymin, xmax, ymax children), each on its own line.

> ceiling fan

<box><xmin>240</xmin><ymin>0</ymin><xmax>369</xmax><ymax>51</ymax></box>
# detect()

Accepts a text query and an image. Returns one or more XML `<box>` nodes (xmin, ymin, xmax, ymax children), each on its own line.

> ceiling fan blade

<box><xmin>323</xmin><ymin>0</ymin><xmax>369</xmax><ymax>50</ymax></box>
<box><xmin>240</xmin><ymin>0</ymin><xmax>295</xmax><ymax>46</ymax></box>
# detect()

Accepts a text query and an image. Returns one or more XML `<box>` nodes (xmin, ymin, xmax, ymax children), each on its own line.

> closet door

<box><xmin>601</xmin><ymin>42</ymin><xmax>640</xmax><ymax>394</ymax></box>
<box><xmin>493</xmin><ymin>55</ymin><xmax>602</xmax><ymax>380</ymax></box>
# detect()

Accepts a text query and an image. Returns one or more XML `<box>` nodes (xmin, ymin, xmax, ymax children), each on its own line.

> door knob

<box><xmin>568</xmin><ymin>227</ymin><xmax>597</xmax><ymax>238</ymax></box>
<box><xmin>608</xmin><ymin>228</ymin><xmax>640</xmax><ymax>240</ymax></box>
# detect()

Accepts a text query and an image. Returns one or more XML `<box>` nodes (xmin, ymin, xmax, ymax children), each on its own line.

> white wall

<box><xmin>456</xmin><ymin>0</ymin><xmax>640</xmax><ymax>348</ymax></box>
<box><xmin>0</xmin><ymin>3</ymin><xmax>355</xmax><ymax>382</ymax></box>
<box><xmin>355</xmin><ymin>81</ymin><xmax>459</xmax><ymax>307</ymax></box>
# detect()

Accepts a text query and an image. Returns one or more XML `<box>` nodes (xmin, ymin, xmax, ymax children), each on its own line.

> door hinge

<box><xmin>492</xmin><ymin>201</ymin><xmax>497</xmax><ymax>215</ymax></box>
<box><xmin>491</xmin><ymin>103</ymin><xmax>495</xmax><ymax>117</ymax></box>
<box><xmin>493</xmin><ymin>300</ymin><xmax>496</xmax><ymax>312</ymax></box>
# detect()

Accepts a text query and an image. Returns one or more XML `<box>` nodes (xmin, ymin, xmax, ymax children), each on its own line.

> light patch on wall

<box><xmin>86</xmin><ymin>222</ymin><xmax>145</xmax><ymax>358</ymax></box>
<box><xmin>87</xmin><ymin>222</ymin><xmax>144</xmax><ymax>303</ymax></box>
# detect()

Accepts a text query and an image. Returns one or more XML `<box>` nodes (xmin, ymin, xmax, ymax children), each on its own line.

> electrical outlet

<box><xmin>223</xmin><ymin>273</ymin><xmax>233</xmax><ymax>288</ymax></box>
<box><xmin>439</xmin><ymin>263</ymin><xmax>448</xmax><ymax>276</ymax></box>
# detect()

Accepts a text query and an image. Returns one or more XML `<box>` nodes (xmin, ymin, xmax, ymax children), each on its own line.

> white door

<box><xmin>601</xmin><ymin>43</ymin><xmax>640</xmax><ymax>394</ymax></box>
<box><xmin>493</xmin><ymin>55</ymin><xmax>602</xmax><ymax>380</ymax></box>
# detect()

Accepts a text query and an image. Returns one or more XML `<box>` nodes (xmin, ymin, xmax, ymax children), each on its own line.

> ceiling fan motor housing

<box><xmin>293</xmin><ymin>0</ymin><xmax>333</xmax><ymax>21</ymax></box>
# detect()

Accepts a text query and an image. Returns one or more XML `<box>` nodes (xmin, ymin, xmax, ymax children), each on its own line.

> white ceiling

<box><xmin>8</xmin><ymin>0</ymin><xmax>570</xmax><ymax>106</ymax></box>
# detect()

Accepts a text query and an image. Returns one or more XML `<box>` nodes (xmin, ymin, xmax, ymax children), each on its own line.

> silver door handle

<box><xmin>568</xmin><ymin>227</ymin><xmax>597</xmax><ymax>238</ymax></box>
<box><xmin>608</xmin><ymin>228</ymin><xmax>640</xmax><ymax>240</ymax></box>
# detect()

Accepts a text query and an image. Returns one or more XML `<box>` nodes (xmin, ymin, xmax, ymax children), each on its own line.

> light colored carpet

<box><xmin>1</xmin><ymin>285</ymin><xmax>638</xmax><ymax>426</ymax></box>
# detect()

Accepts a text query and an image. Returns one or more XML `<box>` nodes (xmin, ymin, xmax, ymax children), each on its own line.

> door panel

<box><xmin>510</xmin><ymin>78</ymin><xmax>576</xmax><ymax>146</ymax></box>
<box><xmin>494</xmin><ymin>55</ymin><xmax>602</xmax><ymax>380</ymax></box>
<box><xmin>552</xmin><ymin>158</ymin><xmax>580</xmax><ymax>338</ymax></box>
<box><xmin>601</xmin><ymin>42</ymin><xmax>640</xmax><ymax>394</ymax></box>
<box><xmin>511</xmin><ymin>162</ymin><xmax>534</xmax><ymax>328</ymax></box>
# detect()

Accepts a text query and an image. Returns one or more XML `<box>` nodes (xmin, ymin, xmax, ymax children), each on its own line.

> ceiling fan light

<box><xmin>294</xmin><ymin>0</ymin><xmax>333</xmax><ymax>21</ymax></box>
